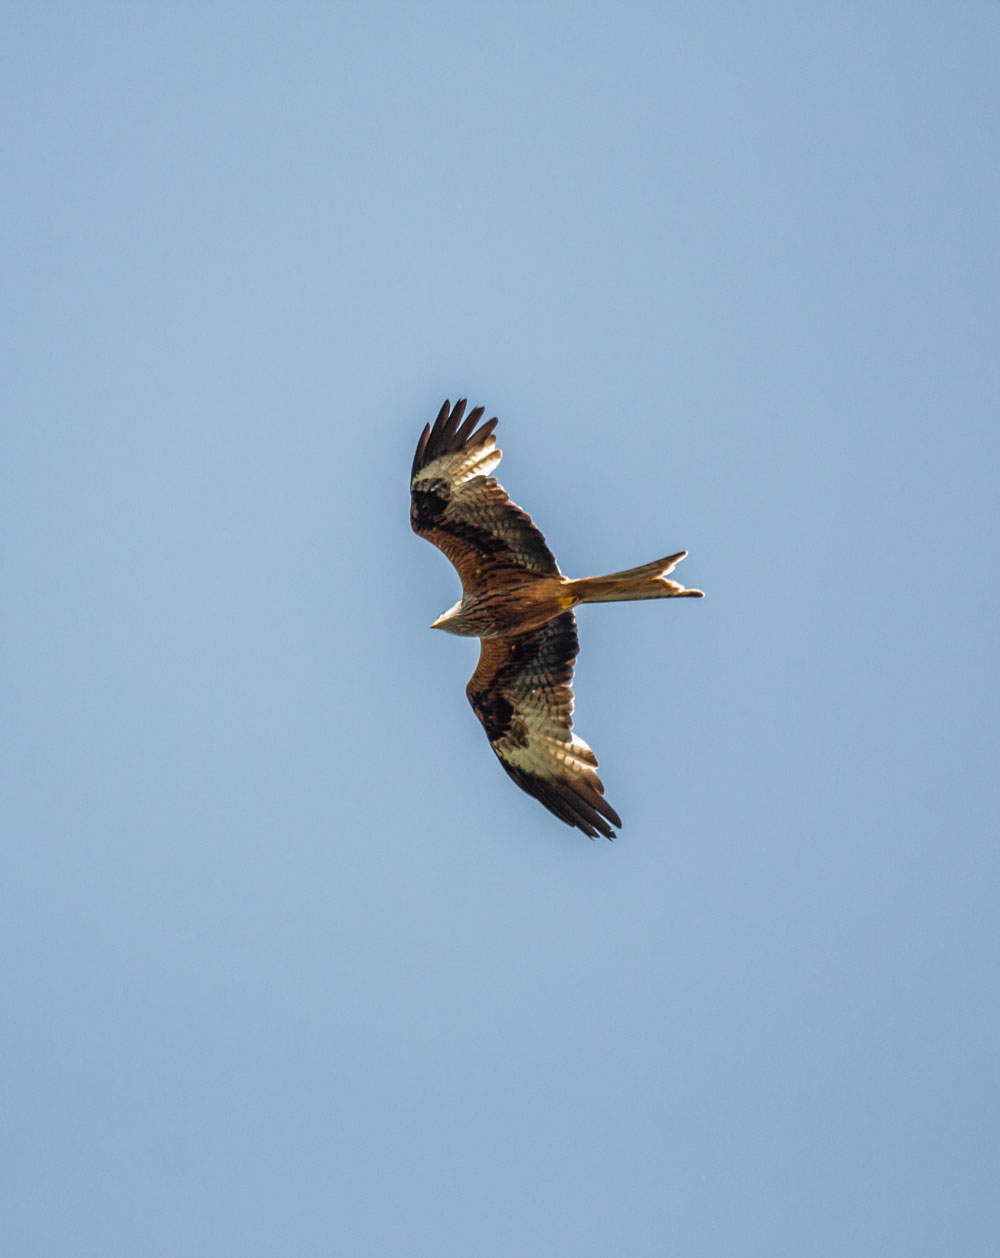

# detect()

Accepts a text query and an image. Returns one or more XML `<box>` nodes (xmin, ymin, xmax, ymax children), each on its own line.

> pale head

<box><xmin>430</xmin><ymin>598</ymin><xmax>469</xmax><ymax>634</ymax></box>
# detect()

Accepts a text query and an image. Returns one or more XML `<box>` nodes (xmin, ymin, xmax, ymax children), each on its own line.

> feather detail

<box><xmin>410</xmin><ymin>399</ymin><xmax>560</xmax><ymax>588</ymax></box>
<box><xmin>466</xmin><ymin>613</ymin><xmax>621</xmax><ymax>840</ymax></box>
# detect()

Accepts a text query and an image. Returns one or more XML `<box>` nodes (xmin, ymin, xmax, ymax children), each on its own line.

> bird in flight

<box><xmin>410</xmin><ymin>399</ymin><xmax>703</xmax><ymax>839</ymax></box>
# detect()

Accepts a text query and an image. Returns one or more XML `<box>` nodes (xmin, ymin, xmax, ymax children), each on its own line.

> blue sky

<box><xmin>3</xmin><ymin>4</ymin><xmax>999</xmax><ymax>1255</ymax></box>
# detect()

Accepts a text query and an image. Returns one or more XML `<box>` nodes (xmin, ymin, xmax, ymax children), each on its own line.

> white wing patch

<box><xmin>416</xmin><ymin>437</ymin><xmax>502</xmax><ymax>487</ymax></box>
<box><xmin>498</xmin><ymin>696</ymin><xmax>599</xmax><ymax>777</ymax></box>
<box><xmin>502</xmin><ymin>732</ymin><xmax>597</xmax><ymax>774</ymax></box>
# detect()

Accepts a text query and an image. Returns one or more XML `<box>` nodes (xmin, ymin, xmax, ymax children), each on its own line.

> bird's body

<box><xmin>431</xmin><ymin>574</ymin><xmax>573</xmax><ymax>637</ymax></box>
<box><xmin>410</xmin><ymin>399</ymin><xmax>703</xmax><ymax>839</ymax></box>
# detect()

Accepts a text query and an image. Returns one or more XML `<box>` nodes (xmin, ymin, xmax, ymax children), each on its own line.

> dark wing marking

<box><xmin>466</xmin><ymin>611</ymin><xmax>622</xmax><ymax>839</ymax></box>
<box><xmin>410</xmin><ymin>399</ymin><xmax>561</xmax><ymax>593</ymax></box>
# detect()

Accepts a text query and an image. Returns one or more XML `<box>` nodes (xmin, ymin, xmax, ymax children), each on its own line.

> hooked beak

<box><xmin>429</xmin><ymin>618</ymin><xmax>443</xmax><ymax>630</ymax></box>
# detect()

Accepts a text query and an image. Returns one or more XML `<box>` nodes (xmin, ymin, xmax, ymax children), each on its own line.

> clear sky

<box><xmin>3</xmin><ymin>4</ymin><xmax>998</xmax><ymax>1255</ymax></box>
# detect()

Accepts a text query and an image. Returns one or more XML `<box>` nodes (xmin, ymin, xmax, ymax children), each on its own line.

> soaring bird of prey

<box><xmin>410</xmin><ymin>399</ymin><xmax>703</xmax><ymax>839</ymax></box>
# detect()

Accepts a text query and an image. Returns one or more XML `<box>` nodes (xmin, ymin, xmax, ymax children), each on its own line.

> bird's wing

<box><xmin>466</xmin><ymin>611</ymin><xmax>622</xmax><ymax>839</ymax></box>
<box><xmin>410</xmin><ymin>399</ymin><xmax>561</xmax><ymax>592</ymax></box>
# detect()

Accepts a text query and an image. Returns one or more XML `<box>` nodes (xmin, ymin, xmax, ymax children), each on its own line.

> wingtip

<box><xmin>415</xmin><ymin>396</ymin><xmax>501</xmax><ymax>478</ymax></box>
<box><xmin>410</xmin><ymin>421</ymin><xmax>432</xmax><ymax>481</ymax></box>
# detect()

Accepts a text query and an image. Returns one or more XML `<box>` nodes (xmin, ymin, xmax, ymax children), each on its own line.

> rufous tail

<box><xmin>568</xmin><ymin>552</ymin><xmax>704</xmax><ymax>603</ymax></box>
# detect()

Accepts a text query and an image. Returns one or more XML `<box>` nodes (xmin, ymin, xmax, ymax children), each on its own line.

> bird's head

<box><xmin>430</xmin><ymin>598</ymin><xmax>469</xmax><ymax>634</ymax></box>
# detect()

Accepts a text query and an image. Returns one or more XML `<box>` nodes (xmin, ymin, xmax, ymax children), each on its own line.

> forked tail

<box><xmin>568</xmin><ymin>552</ymin><xmax>704</xmax><ymax>603</ymax></box>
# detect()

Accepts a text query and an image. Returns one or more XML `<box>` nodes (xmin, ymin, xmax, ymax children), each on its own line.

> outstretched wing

<box><xmin>410</xmin><ymin>399</ymin><xmax>561</xmax><ymax>593</ymax></box>
<box><xmin>466</xmin><ymin>611</ymin><xmax>622</xmax><ymax>839</ymax></box>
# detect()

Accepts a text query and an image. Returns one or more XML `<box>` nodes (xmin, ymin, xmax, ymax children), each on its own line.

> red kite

<box><xmin>411</xmin><ymin>399</ymin><xmax>703</xmax><ymax>839</ymax></box>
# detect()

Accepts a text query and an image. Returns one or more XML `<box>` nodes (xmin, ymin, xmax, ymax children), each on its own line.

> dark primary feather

<box><xmin>466</xmin><ymin>612</ymin><xmax>622</xmax><ymax>840</ymax></box>
<box><xmin>410</xmin><ymin>399</ymin><xmax>560</xmax><ymax>591</ymax></box>
<box><xmin>411</xmin><ymin>398</ymin><xmax>490</xmax><ymax>479</ymax></box>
